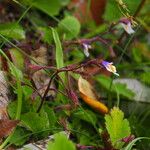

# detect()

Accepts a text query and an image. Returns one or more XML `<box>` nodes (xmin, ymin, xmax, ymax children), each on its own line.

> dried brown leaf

<box><xmin>0</xmin><ymin>119</ymin><xmax>19</xmax><ymax>139</ymax></box>
<box><xmin>0</xmin><ymin>106</ymin><xmax>8</xmax><ymax>120</ymax></box>
<box><xmin>78</xmin><ymin>76</ymin><xmax>108</xmax><ymax>114</ymax></box>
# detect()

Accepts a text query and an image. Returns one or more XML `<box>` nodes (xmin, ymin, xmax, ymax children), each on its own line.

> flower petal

<box><xmin>82</xmin><ymin>43</ymin><xmax>91</xmax><ymax>57</ymax></box>
<box><xmin>101</xmin><ymin>60</ymin><xmax>119</xmax><ymax>76</ymax></box>
<box><xmin>120</xmin><ymin>22</ymin><xmax>135</xmax><ymax>34</ymax></box>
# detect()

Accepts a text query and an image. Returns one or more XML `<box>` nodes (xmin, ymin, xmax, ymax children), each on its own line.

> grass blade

<box><xmin>51</xmin><ymin>28</ymin><xmax>64</xmax><ymax>69</ymax></box>
<box><xmin>123</xmin><ymin>137</ymin><xmax>150</xmax><ymax>150</ymax></box>
<box><xmin>51</xmin><ymin>28</ymin><xmax>65</xmax><ymax>80</ymax></box>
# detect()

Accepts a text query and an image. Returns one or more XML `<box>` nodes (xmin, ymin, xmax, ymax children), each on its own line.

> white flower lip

<box><xmin>102</xmin><ymin>60</ymin><xmax>119</xmax><ymax>76</ymax></box>
<box><xmin>120</xmin><ymin>22</ymin><xmax>135</xmax><ymax>34</ymax></box>
<box><xmin>83</xmin><ymin>43</ymin><xmax>92</xmax><ymax>57</ymax></box>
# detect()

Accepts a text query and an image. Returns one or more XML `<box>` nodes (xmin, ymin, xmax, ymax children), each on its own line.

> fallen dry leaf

<box><xmin>30</xmin><ymin>46</ymin><xmax>55</xmax><ymax>97</ymax></box>
<box><xmin>0</xmin><ymin>71</ymin><xmax>9</xmax><ymax>108</ymax></box>
<box><xmin>0</xmin><ymin>119</ymin><xmax>19</xmax><ymax>139</ymax></box>
<box><xmin>90</xmin><ymin>0</ymin><xmax>106</xmax><ymax>25</ymax></box>
<box><xmin>68</xmin><ymin>0</ymin><xmax>93</xmax><ymax>24</ymax></box>
<box><xmin>78</xmin><ymin>76</ymin><xmax>108</xmax><ymax>114</ymax></box>
<box><xmin>68</xmin><ymin>0</ymin><xmax>106</xmax><ymax>25</ymax></box>
<box><xmin>0</xmin><ymin>106</ymin><xmax>8</xmax><ymax>120</ymax></box>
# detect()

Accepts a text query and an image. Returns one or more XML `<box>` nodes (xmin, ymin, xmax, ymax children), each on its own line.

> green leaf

<box><xmin>9</xmin><ymin>48</ymin><xmax>25</xmax><ymax>70</ymax></box>
<box><xmin>125</xmin><ymin>0</ymin><xmax>142</xmax><ymax>14</ymax></box>
<box><xmin>104</xmin><ymin>0</ymin><xmax>141</xmax><ymax>21</ymax></box>
<box><xmin>0</xmin><ymin>22</ymin><xmax>25</xmax><ymax>40</ymax></box>
<box><xmin>66</xmin><ymin>48</ymin><xmax>84</xmax><ymax>65</ymax></box>
<box><xmin>103</xmin><ymin>0</ymin><xmax>121</xmax><ymax>21</ymax></box>
<box><xmin>96</xmin><ymin>75</ymin><xmax>135</xmax><ymax>99</ymax></box>
<box><xmin>8</xmin><ymin>101</ymin><xmax>18</xmax><ymax>119</ymax></box>
<box><xmin>58</xmin><ymin>0</ymin><xmax>70</xmax><ymax>6</ymax></box>
<box><xmin>9</xmin><ymin>127</ymin><xmax>29</xmax><ymax>146</ymax></box>
<box><xmin>78</xmin><ymin>131</ymin><xmax>91</xmax><ymax>145</ymax></box>
<box><xmin>0</xmin><ymin>49</ymin><xmax>23</xmax><ymax>80</ymax></box>
<box><xmin>132</xmin><ymin>47</ymin><xmax>142</xmax><ymax>63</ymax></box>
<box><xmin>44</xmin><ymin>105</ymin><xmax>57</xmax><ymax>127</ymax></box>
<box><xmin>105</xmin><ymin>107</ymin><xmax>131</xmax><ymax>149</ymax></box>
<box><xmin>140</xmin><ymin>72</ymin><xmax>150</xmax><ymax>86</ymax></box>
<box><xmin>25</xmin><ymin>0</ymin><xmax>62</xmax><ymax>16</ymax></box>
<box><xmin>47</xmin><ymin>132</ymin><xmax>76</xmax><ymax>150</ymax></box>
<box><xmin>51</xmin><ymin>28</ymin><xmax>64</xmax><ymax>69</ymax></box>
<box><xmin>21</xmin><ymin>111</ymin><xmax>49</xmax><ymax>133</ymax></box>
<box><xmin>28</xmin><ymin>11</ymin><xmax>47</xmax><ymax>26</ymax></box>
<box><xmin>72</xmin><ymin>109</ymin><xmax>97</xmax><ymax>127</ymax></box>
<box><xmin>58</xmin><ymin>16</ymin><xmax>80</xmax><ymax>40</ymax></box>
<box><xmin>22</xmin><ymin>84</ymin><xmax>33</xmax><ymax>99</ymax></box>
<box><xmin>72</xmin><ymin>120</ymin><xmax>98</xmax><ymax>146</ymax></box>
<box><xmin>38</xmin><ymin>27</ymin><xmax>53</xmax><ymax>44</ymax></box>
<box><xmin>8</xmin><ymin>99</ymin><xmax>30</xmax><ymax>119</ymax></box>
<box><xmin>51</xmin><ymin>28</ymin><xmax>65</xmax><ymax>82</ymax></box>
<box><xmin>114</xmin><ymin>83</ymin><xmax>134</xmax><ymax>99</ymax></box>
<box><xmin>9</xmin><ymin>62</ymin><xmax>23</xmax><ymax>80</ymax></box>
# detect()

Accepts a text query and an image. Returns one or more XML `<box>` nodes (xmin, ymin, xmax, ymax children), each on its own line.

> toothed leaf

<box><xmin>105</xmin><ymin>107</ymin><xmax>131</xmax><ymax>149</ymax></box>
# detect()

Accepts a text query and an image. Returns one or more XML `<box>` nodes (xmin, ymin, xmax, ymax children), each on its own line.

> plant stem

<box><xmin>37</xmin><ymin>71</ymin><xmax>58</xmax><ymax>112</ymax></box>
<box><xmin>15</xmin><ymin>80</ymin><xmax>23</xmax><ymax>119</ymax></box>
<box><xmin>133</xmin><ymin>0</ymin><xmax>146</xmax><ymax>17</ymax></box>
<box><xmin>0</xmin><ymin>134</ymin><xmax>14</xmax><ymax>150</ymax></box>
<box><xmin>107</xmin><ymin>0</ymin><xmax>146</xmax><ymax>108</ymax></box>
<box><xmin>118</xmin><ymin>0</ymin><xmax>146</xmax><ymax>44</ymax></box>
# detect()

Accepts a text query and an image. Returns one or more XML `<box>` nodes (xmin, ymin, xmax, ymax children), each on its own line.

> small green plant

<box><xmin>105</xmin><ymin>107</ymin><xmax>131</xmax><ymax>149</ymax></box>
<box><xmin>47</xmin><ymin>132</ymin><xmax>76</xmax><ymax>150</ymax></box>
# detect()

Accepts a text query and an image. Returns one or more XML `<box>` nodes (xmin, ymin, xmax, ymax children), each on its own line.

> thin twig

<box><xmin>37</xmin><ymin>71</ymin><xmax>58</xmax><ymax>112</ymax></box>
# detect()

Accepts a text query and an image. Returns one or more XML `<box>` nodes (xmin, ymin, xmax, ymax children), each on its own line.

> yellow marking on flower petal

<box><xmin>106</xmin><ymin>64</ymin><xmax>117</xmax><ymax>74</ymax></box>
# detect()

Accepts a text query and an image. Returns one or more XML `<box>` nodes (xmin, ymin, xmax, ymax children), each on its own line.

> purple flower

<box><xmin>101</xmin><ymin>60</ymin><xmax>119</xmax><ymax>76</ymax></box>
<box><xmin>119</xmin><ymin>18</ymin><xmax>135</xmax><ymax>34</ymax></box>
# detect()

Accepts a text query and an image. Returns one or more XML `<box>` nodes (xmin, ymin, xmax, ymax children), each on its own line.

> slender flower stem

<box><xmin>107</xmin><ymin>0</ymin><xmax>147</xmax><ymax>108</ymax></box>
<box><xmin>15</xmin><ymin>72</ymin><xmax>23</xmax><ymax>120</ymax></box>
<box><xmin>133</xmin><ymin>0</ymin><xmax>146</xmax><ymax>17</ymax></box>
<box><xmin>37</xmin><ymin>71</ymin><xmax>58</xmax><ymax>113</ymax></box>
<box><xmin>64</xmin><ymin>36</ymin><xmax>115</xmax><ymax>57</ymax></box>
<box><xmin>118</xmin><ymin>0</ymin><xmax>146</xmax><ymax>44</ymax></box>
